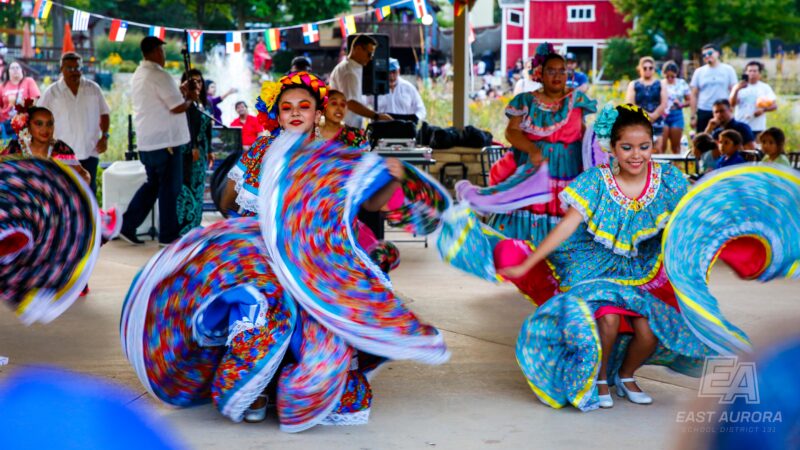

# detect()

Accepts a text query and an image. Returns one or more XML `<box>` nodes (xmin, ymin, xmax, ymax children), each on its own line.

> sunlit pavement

<box><xmin>1</xmin><ymin>232</ymin><xmax>797</xmax><ymax>450</ymax></box>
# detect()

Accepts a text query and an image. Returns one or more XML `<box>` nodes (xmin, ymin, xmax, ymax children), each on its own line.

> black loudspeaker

<box><xmin>347</xmin><ymin>33</ymin><xmax>390</xmax><ymax>96</ymax></box>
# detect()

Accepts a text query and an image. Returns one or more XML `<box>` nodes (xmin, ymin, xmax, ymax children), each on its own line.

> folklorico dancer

<box><xmin>475</xmin><ymin>42</ymin><xmax>597</xmax><ymax>244</ymax></box>
<box><xmin>455</xmin><ymin>103</ymin><xmax>800</xmax><ymax>411</ymax></box>
<box><xmin>121</xmin><ymin>73</ymin><xmax>455</xmax><ymax>432</ymax></box>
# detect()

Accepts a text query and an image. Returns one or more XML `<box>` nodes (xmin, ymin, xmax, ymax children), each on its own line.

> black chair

<box><xmin>479</xmin><ymin>145</ymin><xmax>508</xmax><ymax>186</ymax></box>
<box><xmin>652</xmin><ymin>151</ymin><xmax>699</xmax><ymax>175</ymax></box>
<box><xmin>788</xmin><ymin>152</ymin><xmax>800</xmax><ymax>169</ymax></box>
<box><xmin>742</xmin><ymin>149</ymin><xmax>763</xmax><ymax>162</ymax></box>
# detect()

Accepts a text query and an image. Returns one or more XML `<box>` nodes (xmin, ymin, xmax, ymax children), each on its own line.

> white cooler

<box><xmin>102</xmin><ymin>160</ymin><xmax>158</xmax><ymax>239</ymax></box>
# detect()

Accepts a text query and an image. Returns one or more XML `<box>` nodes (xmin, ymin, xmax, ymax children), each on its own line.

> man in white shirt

<box><xmin>689</xmin><ymin>43</ymin><xmax>738</xmax><ymax>133</ymax></box>
<box><xmin>328</xmin><ymin>34</ymin><xmax>392</xmax><ymax>128</ymax></box>
<box><xmin>38</xmin><ymin>52</ymin><xmax>110</xmax><ymax>197</ymax></box>
<box><xmin>367</xmin><ymin>58</ymin><xmax>426</xmax><ymax>124</ymax></box>
<box><xmin>120</xmin><ymin>36</ymin><xmax>197</xmax><ymax>246</ymax></box>
<box><xmin>729</xmin><ymin>60</ymin><xmax>777</xmax><ymax>134</ymax></box>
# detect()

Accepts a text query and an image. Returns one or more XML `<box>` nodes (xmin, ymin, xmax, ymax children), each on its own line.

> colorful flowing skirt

<box><xmin>484</xmin><ymin>141</ymin><xmax>584</xmax><ymax>244</ymax></box>
<box><xmin>258</xmin><ymin>133</ymin><xmax>450</xmax><ymax>363</ymax></box>
<box><xmin>123</xmin><ymin>133</ymin><xmax>451</xmax><ymax>432</ymax></box>
<box><xmin>0</xmin><ymin>156</ymin><xmax>100</xmax><ymax>324</ymax></box>
<box><xmin>516</xmin><ymin>280</ymin><xmax>713</xmax><ymax>411</ymax></box>
<box><xmin>513</xmin><ymin>163</ymin><xmax>800</xmax><ymax>411</ymax></box>
<box><xmin>663</xmin><ymin>164</ymin><xmax>800</xmax><ymax>355</ymax></box>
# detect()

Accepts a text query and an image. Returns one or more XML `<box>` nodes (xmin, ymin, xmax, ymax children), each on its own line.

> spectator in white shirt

<box><xmin>689</xmin><ymin>43</ymin><xmax>738</xmax><ymax>133</ymax></box>
<box><xmin>328</xmin><ymin>34</ymin><xmax>392</xmax><ymax>128</ymax></box>
<box><xmin>513</xmin><ymin>57</ymin><xmax>542</xmax><ymax>95</ymax></box>
<box><xmin>37</xmin><ymin>52</ymin><xmax>110</xmax><ymax>197</ymax></box>
<box><xmin>729</xmin><ymin>60</ymin><xmax>777</xmax><ymax>135</ymax></box>
<box><xmin>119</xmin><ymin>36</ymin><xmax>198</xmax><ymax>246</ymax></box>
<box><xmin>367</xmin><ymin>58</ymin><xmax>426</xmax><ymax>124</ymax></box>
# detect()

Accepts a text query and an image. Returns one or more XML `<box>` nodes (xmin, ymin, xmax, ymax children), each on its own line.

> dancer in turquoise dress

<box><xmin>498</xmin><ymin>104</ymin><xmax>714</xmax><ymax>410</ymax></box>
<box><xmin>487</xmin><ymin>43</ymin><xmax>596</xmax><ymax>244</ymax></box>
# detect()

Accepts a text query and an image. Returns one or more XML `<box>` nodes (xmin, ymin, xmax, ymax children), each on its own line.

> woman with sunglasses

<box><xmin>626</xmin><ymin>56</ymin><xmax>668</xmax><ymax>153</ymax></box>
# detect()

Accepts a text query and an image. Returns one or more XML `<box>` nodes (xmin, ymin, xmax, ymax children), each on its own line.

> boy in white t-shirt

<box><xmin>729</xmin><ymin>60</ymin><xmax>777</xmax><ymax>134</ymax></box>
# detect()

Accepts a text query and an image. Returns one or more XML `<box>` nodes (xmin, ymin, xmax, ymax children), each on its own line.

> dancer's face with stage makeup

<box><xmin>612</xmin><ymin>125</ymin><xmax>652</xmax><ymax>177</ymax></box>
<box><xmin>29</xmin><ymin>110</ymin><xmax>55</xmax><ymax>146</ymax></box>
<box><xmin>324</xmin><ymin>92</ymin><xmax>347</xmax><ymax>126</ymax></box>
<box><xmin>277</xmin><ymin>87</ymin><xmax>321</xmax><ymax>134</ymax></box>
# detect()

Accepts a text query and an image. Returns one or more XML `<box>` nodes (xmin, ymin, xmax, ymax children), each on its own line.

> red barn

<box><xmin>499</xmin><ymin>0</ymin><xmax>630</xmax><ymax>82</ymax></box>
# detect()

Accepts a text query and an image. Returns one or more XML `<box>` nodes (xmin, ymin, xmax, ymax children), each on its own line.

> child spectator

<box><xmin>759</xmin><ymin>127</ymin><xmax>791</xmax><ymax>166</ymax></box>
<box><xmin>716</xmin><ymin>129</ymin><xmax>747</xmax><ymax>169</ymax></box>
<box><xmin>692</xmin><ymin>132</ymin><xmax>720</xmax><ymax>173</ymax></box>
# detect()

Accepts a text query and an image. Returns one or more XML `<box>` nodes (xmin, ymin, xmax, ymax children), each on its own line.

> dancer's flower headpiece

<box><xmin>593</xmin><ymin>103</ymin><xmax>650</xmax><ymax>152</ymax></box>
<box><xmin>530</xmin><ymin>42</ymin><xmax>558</xmax><ymax>82</ymax></box>
<box><xmin>255</xmin><ymin>71</ymin><xmax>328</xmax><ymax>135</ymax></box>
<box><xmin>10</xmin><ymin>98</ymin><xmax>37</xmax><ymax>134</ymax></box>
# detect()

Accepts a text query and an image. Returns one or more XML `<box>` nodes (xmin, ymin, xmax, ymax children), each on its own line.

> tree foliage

<box><xmin>612</xmin><ymin>0</ymin><xmax>800</xmax><ymax>54</ymax></box>
<box><xmin>602</xmin><ymin>37</ymin><xmax>639</xmax><ymax>81</ymax></box>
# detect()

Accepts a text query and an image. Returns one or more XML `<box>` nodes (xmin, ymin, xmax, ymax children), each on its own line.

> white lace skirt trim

<box><xmin>320</xmin><ymin>409</ymin><xmax>370</xmax><ymax>426</ymax></box>
<box><xmin>227</xmin><ymin>165</ymin><xmax>259</xmax><ymax>214</ymax></box>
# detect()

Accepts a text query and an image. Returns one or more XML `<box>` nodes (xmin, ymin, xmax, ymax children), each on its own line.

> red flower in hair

<box><xmin>14</xmin><ymin>98</ymin><xmax>36</xmax><ymax>115</ymax></box>
<box><xmin>11</xmin><ymin>98</ymin><xmax>39</xmax><ymax>134</ymax></box>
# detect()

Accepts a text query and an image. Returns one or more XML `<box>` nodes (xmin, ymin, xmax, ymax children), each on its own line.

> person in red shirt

<box><xmin>229</xmin><ymin>101</ymin><xmax>264</xmax><ymax>149</ymax></box>
<box><xmin>252</xmin><ymin>36</ymin><xmax>271</xmax><ymax>74</ymax></box>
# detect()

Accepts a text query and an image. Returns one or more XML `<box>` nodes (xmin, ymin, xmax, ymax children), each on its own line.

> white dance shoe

<box><xmin>615</xmin><ymin>374</ymin><xmax>653</xmax><ymax>405</ymax></box>
<box><xmin>596</xmin><ymin>380</ymin><xmax>614</xmax><ymax>408</ymax></box>
<box><xmin>243</xmin><ymin>394</ymin><xmax>268</xmax><ymax>423</ymax></box>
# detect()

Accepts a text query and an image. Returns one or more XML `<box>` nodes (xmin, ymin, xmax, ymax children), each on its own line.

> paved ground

<box><xmin>1</xmin><ymin>232</ymin><xmax>798</xmax><ymax>450</ymax></box>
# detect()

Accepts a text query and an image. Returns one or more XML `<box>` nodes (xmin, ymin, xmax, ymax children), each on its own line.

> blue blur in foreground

<box><xmin>0</xmin><ymin>367</ymin><xmax>187</xmax><ymax>450</ymax></box>
<box><xmin>709</xmin><ymin>336</ymin><xmax>800</xmax><ymax>450</ymax></box>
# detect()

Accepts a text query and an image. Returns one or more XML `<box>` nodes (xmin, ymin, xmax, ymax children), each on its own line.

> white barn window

<box><xmin>508</xmin><ymin>10</ymin><xmax>524</xmax><ymax>27</ymax></box>
<box><xmin>567</xmin><ymin>5</ymin><xmax>596</xmax><ymax>23</ymax></box>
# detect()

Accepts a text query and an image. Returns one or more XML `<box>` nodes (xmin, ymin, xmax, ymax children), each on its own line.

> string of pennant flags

<box><xmin>26</xmin><ymin>0</ymin><xmax>432</xmax><ymax>54</ymax></box>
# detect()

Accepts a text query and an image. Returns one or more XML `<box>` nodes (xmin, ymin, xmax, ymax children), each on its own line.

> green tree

<box><xmin>612</xmin><ymin>0</ymin><xmax>800</xmax><ymax>55</ymax></box>
<box><xmin>0</xmin><ymin>2</ymin><xmax>33</xmax><ymax>47</ymax></box>
<box><xmin>602</xmin><ymin>37</ymin><xmax>639</xmax><ymax>81</ymax></box>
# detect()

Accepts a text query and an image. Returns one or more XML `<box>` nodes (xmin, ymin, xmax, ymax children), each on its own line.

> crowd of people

<box><xmin>1</xmin><ymin>32</ymin><xmax>798</xmax><ymax>440</ymax></box>
<box><xmin>111</xmin><ymin>33</ymin><xmax>425</xmax><ymax>248</ymax></box>
<box><xmin>497</xmin><ymin>43</ymin><xmax>791</xmax><ymax>175</ymax></box>
<box><xmin>620</xmin><ymin>44</ymin><xmax>786</xmax><ymax>168</ymax></box>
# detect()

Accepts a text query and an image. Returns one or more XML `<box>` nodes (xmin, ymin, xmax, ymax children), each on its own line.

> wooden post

<box><xmin>52</xmin><ymin>9</ymin><xmax>64</xmax><ymax>54</ymax></box>
<box><xmin>452</xmin><ymin>8</ymin><xmax>469</xmax><ymax>129</ymax></box>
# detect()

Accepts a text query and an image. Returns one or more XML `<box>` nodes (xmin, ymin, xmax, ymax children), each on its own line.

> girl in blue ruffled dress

<box><xmin>498</xmin><ymin>104</ymin><xmax>713</xmax><ymax>410</ymax></box>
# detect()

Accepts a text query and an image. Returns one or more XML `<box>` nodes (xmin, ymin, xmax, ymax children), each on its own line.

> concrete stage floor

<box><xmin>2</xmin><ymin>236</ymin><xmax>797</xmax><ymax>450</ymax></box>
